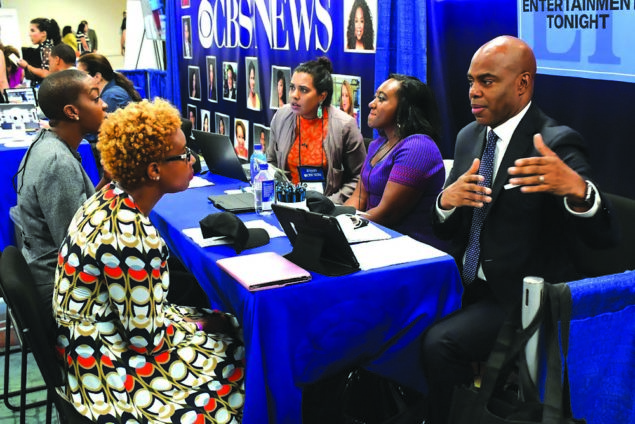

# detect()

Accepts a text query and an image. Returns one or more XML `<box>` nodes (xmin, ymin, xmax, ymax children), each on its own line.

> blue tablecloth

<box><xmin>567</xmin><ymin>272</ymin><xmax>635</xmax><ymax>424</ymax></box>
<box><xmin>150</xmin><ymin>174</ymin><xmax>463</xmax><ymax>424</ymax></box>
<box><xmin>0</xmin><ymin>139</ymin><xmax>100</xmax><ymax>251</ymax></box>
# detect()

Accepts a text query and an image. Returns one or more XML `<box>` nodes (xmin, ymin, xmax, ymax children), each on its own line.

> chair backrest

<box><xmin>572</xmin><ymin>193</ymin><xmax>635</xmax><ymax>277</ymax></box>
<box><xmin>0</xmin><ymin>246</ymin><xmax>64</xmax><ymax>389</ymax></box>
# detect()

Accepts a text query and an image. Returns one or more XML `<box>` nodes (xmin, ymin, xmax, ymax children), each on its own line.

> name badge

<box><xmin>298</xmin><ymin>166</ymin><xmax>325</xmax><ymax>194</ymax></box>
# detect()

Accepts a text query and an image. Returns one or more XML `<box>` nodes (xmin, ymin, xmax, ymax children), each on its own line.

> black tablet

<box><xmin>272</xmin><ymin>203</ymin><xmax>360</xmax><ymax>276</ymax></box>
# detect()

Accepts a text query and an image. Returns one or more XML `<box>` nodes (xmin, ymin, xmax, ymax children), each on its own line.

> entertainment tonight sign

<box><xmin>518</xmin><ymin>0</ymin><xmax>635</xmax><ymax>82</ymax></box>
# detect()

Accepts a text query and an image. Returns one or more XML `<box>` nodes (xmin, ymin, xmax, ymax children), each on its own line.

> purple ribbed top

<box><xmin>360</xmin><ymin>134</ymin><xmax>445</xmax><ymax>248</ymax></box>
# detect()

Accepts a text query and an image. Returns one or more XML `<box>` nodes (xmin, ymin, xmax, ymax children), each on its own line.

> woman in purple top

<box><xmin>344</xmin><ymin>74</ymin><xmax>446</xmax><ymax>249</ymax></box>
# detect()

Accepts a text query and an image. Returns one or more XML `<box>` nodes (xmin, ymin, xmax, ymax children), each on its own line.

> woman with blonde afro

<box><xmin>53</xmin><ymin>99</ymin><xmax>246</xmax><ymax>423</ymax></box>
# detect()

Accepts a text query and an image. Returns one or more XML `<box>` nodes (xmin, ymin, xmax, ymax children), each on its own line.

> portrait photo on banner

<box><xmin>201</xmin><ymin>109</ymin><xmax>210</xmax><ymax>132</ymax></box>
<box><xmin>333</xmin><ymin>74</ymin><xmax>362</xmax><ymax>128</ymax></box>
<box><xmin>245</xmin><ymin>57</ymin><xmax>262</xmax><ymax>111</ymax></box>
<box><xmin>344</xmin><ymin>0</ymin><xmax>377</xmax><ymax>53</ymax></box>
<box><xmin>253</xmin><ymin>123</ymin><xmax>270</xmax><ymax>152</ymax></box>
<box><xmin>234</xmin><ymin>118</ymin><xmax>250</xmax><ymax>160</ymax></box>
<box><xmin>187</xmin><ymin>104</ymin><xmax>197</xmax><ymax>130</ymax></box>
<box><xmin>215</xmin><ymin>112</ymin><xmax>229</xmax><ymax>136</ymax></box>
<box><xmin>206</xmin><ymin>56</ymin><xmax>218</xmax><ymax>103</ymax></box>
<box><xmin>182</xmin><ymin>15</ymin><xmax>192</xmax><ymax>58</ymax></box>
<box><xmin>188</xmin><ymin>65</ymin><xmax>201</xmax><ymax>100</ymax></box>
<box><xmin>223</xmin><ymin>61</ymin><xmax>238</xmax><ymax>101</ymax></box>
<box><xmin>270</xmin><ymin>65</ymin><xmax>291</xmax><ymax>110</ymax></box>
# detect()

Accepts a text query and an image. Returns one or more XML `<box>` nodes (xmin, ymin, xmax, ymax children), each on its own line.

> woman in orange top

<box><xmin>267</xmin><ymin>57</ymin><xmax>366</xmax><ymax>204</ymax></box>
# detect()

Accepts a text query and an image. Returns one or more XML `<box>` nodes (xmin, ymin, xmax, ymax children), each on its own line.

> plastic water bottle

<box><xmin>254</xmin><ymin>162</ymin><xmax>274</xmax><ymax>215</ymax></box>
<box><xmin>249</xmin><ymin>144</ymin><xmax>267</xmax><ymax>185</ymax></box>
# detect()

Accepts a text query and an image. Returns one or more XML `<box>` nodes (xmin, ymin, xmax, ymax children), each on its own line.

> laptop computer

<box><xmin>193</xmin><ymin>130</ymin><xmax>249</xmax><ymax>182</ymax></box>
<box><xmin>5</xmin><ymin>87</ymin><xmax>38</xmax><ymax>106</ymax></box>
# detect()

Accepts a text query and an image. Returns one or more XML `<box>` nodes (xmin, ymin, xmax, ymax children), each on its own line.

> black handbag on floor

<box><xmin>449</xmin><ymin>283</ymin><xmax>585</xmax><ymax>424</ymax></box>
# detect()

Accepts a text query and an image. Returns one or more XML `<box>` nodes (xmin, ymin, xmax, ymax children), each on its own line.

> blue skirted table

<box><xmin>150</xmin><ymin>174</ymin><xmax>464</xmax><ymax>424</ymax></box>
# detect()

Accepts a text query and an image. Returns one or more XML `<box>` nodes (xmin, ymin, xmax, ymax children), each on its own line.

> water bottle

<box><xmin>249</xmin><ymin>144</ymin><xmax>267</xmax><ymax>185</ymax></box>
<box><xmin>254</xmin><ymin>162</ymin><xmax>274</xmax><ymax>215</ymax></box>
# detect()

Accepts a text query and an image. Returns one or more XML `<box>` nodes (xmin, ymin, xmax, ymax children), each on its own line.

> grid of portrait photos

<box><xmin>180</xmin><ymin>0</ymin><xmax>377</xmax><ymax>162</ymax></box>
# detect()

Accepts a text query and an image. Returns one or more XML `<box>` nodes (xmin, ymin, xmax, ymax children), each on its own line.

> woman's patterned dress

<box><xmin>53</xmin><ymin>183</ymin><xmax>245</xmax><ymax>423</ymax></box>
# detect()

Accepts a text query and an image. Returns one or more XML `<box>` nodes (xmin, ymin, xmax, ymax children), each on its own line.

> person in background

<box><xmin>120</xmin><ymin>11</ymin><xmax>127</xmax><ymax>55</ymax></box>
<box><xmin>48</xmin><ymin>43</ymin><xmax>76</xmax><ymax>73</ymax></box>
<box><xmin>17</xmin><ymin>18</ymin><xmax>61</xmax><ymax>81</ymax></box>
<box><xmin>2</xmin><ymin>45</ymin><xmax>23</xmax><ymax>88</ymax></box>
<box><xmin>0</xmin><ymin>42</ymin><xmax>13</xmax><ymax>90</ymax></box>
<box><xmin>267</xmin><ymin>56</ymin><xmax>366</xmax><ymax>204</ymax></box>
<box><xmin>420</xmin><ymin>35</ymin><xmax>617</xmax><ymax>424</ymax></box>
<box><xmin>346</xmin><ymin>0</ymin><xmax>375</xmax><ymax>50</ymax></box>
<box><xmin>61</xmin><ymin>25</ymin><xmax>78</xmax><ymax>54</ymax></box>
<box><xmin>339</xmin><ymin>80</ymin><xmax>357</xmax><ymax>120</ymax></box>
<box><xmin>81</xmin><ymin>20</ymin><xmax>98</xmax><ymax>52</ymax></box>
<box><xmin>276</xmin><ymin>70</ymin><xmax>287</xmax><ymax>107</ymax></box>
<box><xmin>247</xmin><ymin>61</ymin><xmax>261</xmax><ymax>109</ymax></box>
<box><xmin>344</xmin><ymin>74</ymin><xmax>446</xmax><ymax>249</ymax></box>
<box><xmin>13</xmin><ymin>69</ymin><xmax>108</xmax><ymax>314</ymax></box>
<box><xmin>53</xmin><ymin>98</ymin><xmax>245</xmax><ymax>422</ymax></box>
<box><xmin>77</xmin><ymin>53</ymin><xmax>141</xmax><ymax>113</ymax></box>
<box><xmin>76</xmin><ymin>21</ymin><xmax>90</xmax><ymax>55</ymax></box>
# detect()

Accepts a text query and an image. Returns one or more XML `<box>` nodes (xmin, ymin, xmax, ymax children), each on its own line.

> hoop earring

<box><xmin>317</xmin><ymin>102</ymin><xmax>323</xmax><ymax>119</ymax></box>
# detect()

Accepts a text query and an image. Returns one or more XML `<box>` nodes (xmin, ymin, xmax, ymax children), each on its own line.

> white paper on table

<box><xmin>350</xmin><ymin>236</ymin><xmax>448</xmax><ymax>271</ymax></box>
<box><xmin>183</xmin><ymin>219</ymin><xmax>285</xmax><ymax>247</ymax></box>
<box><xmin>335</xmin><ymin>214</ymin><xmax>391</xmax><ymax>244</ymax></box>
<box><xmin>188</xmin><ymin>175</ymin><xmax>215</xmax><ymax>188</ymax></box>
<box><xmin>0</xmin><ymin>133</ymin><xmax>32</xmax><ymax>146</ymax></box>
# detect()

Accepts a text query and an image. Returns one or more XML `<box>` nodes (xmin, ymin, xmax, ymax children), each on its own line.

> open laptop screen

<box><xmin>193</xmin><ymin>130</ymin><xmax>249</xmax><ymax>182</ymax></box>
<box><xmin>5</xmin><ymin>87</ymin><xmax>38</xmax><ymax>106</ymax></box>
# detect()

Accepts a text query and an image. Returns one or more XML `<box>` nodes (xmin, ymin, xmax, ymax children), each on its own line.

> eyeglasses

<box><xmin>163</xmin><ymin>147</ymin><xmax>193</xmax><ymax>163</ymax></box>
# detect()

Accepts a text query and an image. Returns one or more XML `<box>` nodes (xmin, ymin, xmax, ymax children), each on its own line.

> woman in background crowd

<box><xmin>53</xmin><ymin>98</ymin><xmax>245</xmax><ymax>422</ymax></box>
<box><xmin>17</xmin><ymin>18</ymin><xmax>61</xmax><ymax>81</ymax></box>
<box><xmin>61</xmin><ymin>25</ymin><xmax>78</xmax><ymax>53</ymax></box>
<box><xmin>267</xmin><ymin>56</ymin><xmax>366</xmax><ymax>204</ymax></box>
<box><xmin>0</xmin><ymin>43</ymin><xmax>13</xmax><ymax>90</ymax></box>
<box><xmin>78</xmin><ymin>53</ymin><xmax>141</xmax><ymax>113</ymax></box>
<box><xmin>3</xmin><ymin>45</ymin><xmax>23</xmax><ymax>88</ymax></box>
<box><xmin>276</xmin><ymin>70</ymin><xmax>287</xmax><ymax>107</ymax></box>
<box><xmin>339</xmin><ymin>80</ymin><xmax>357</xmax><ymax>120</ymax></box>
<box><xmin>344</xmin><ymin>74</ymin><xmax>446</xmax><ymax>249</ymax></box>
<box><xmin>76</xmin><ymin>21</ymin><xmax>90</xmax><ymax>55</ymax></box>
<box><xmin>346</xmin><ymin>0</ymin><xmax>375</xmax><ymax>50</ymax></box>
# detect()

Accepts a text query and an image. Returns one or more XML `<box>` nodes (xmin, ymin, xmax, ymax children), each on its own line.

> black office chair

<box><xmin>0</xmin><ymin>248</ymin><xmax>48</xmax><ymax>416</ymax></box>
<box><xmin>0</xmin><ymin>246</ymin><xmax>94</xmax><ymax>423</ymax></box>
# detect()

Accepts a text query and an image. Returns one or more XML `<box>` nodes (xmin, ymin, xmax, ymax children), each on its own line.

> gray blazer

<box><xmin>267</xmin><ymin>104</ymin><xmax>366</xmax><ymax>204</ymax></box>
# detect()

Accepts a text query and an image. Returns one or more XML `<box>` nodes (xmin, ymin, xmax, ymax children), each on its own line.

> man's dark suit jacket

<box><xmin>433</xmin><ymin>104</ymin><xmax>616</xmax><ymax>308</ymax></box>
